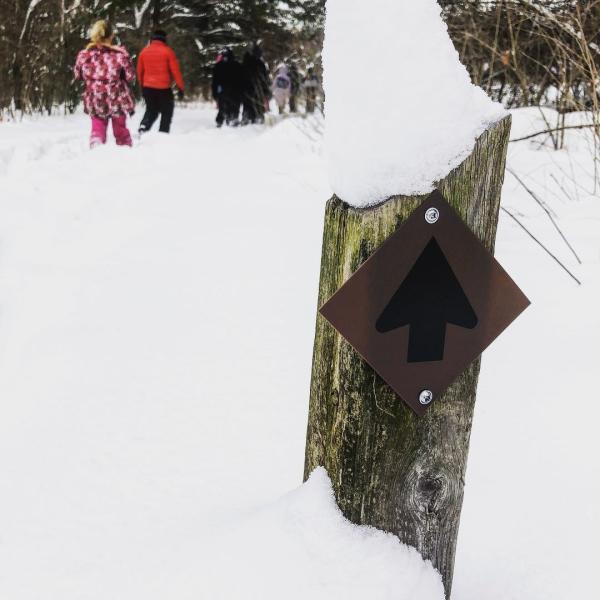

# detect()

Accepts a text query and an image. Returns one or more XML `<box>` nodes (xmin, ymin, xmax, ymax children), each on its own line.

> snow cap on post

<box><xmin>323</xmin><ymin>0</ymin><xmax>506</xmax><ymax>208</ymax></box>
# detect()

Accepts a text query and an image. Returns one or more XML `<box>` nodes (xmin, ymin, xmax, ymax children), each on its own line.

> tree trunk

<box><xmin>11</xmin><ymin>58</ymin><xmax>23</xmax><ymax>112</ymax></box>
<box><xmin>151</xmin><ymin>0</ymin><xmax>162</xmax><ymax>28</ymax></box>
<box><xmin>304</xmin><ymin>115</ymin><xmax>512</xmax><ymax>598</ymax></box>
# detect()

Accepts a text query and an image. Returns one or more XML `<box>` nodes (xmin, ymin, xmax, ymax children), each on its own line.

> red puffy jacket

<box><xmin>137</xmin><ymin>40</ymin><xmax>184</xmax><ymax>91</ymax></box>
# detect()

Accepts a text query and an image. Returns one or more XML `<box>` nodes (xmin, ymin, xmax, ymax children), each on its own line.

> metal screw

<box><xmin>425</xmin><ymin>207</ymin><xmax>440</xmax><ymax>224</ymax></box>
<box><xmin>419</xmin><ymin>390</ymin><xmax>434</xmax><ymax>405</ymax></box>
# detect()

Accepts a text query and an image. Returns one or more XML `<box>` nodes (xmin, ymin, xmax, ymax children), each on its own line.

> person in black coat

<box><xmin>288</xmin><ymin>61</ymin><xmax>301</xmax><ymax>113</ymax></box>
<box><xmin>241</xmin><ymin>44</ymin><xmax>271</xmax><ymax>125</ymax></box>
<box><xmin>212</xmin><ymin>48</ymin><xmax>243</xmax><ymax>127</ymax></box>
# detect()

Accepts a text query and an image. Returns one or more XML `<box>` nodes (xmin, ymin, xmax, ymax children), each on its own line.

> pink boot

<box><xmin>90</xmin><ymin>116</ymin><xmax>108</xmax><ymax>147</ymax></box>
<box><xmin>112</xmin><ymin>114</ymin><xmax>132</xmax><ymax>147</ymax></box>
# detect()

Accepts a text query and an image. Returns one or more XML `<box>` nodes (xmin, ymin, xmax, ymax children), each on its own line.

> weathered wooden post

<box><xmin>304</xmin><ymin>115</ymin><xmax>524</xmax><ymax>597</ymax></box>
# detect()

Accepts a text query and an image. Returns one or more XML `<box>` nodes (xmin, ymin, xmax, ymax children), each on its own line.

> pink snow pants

<box><xmin>90</xmin><ymin>115</ymin><xmax>132</xmax><ymax>148</ymax></box>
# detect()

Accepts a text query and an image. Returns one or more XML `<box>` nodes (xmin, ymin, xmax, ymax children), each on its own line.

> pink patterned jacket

<box><xmin>74</xmin><ymin>45</ymin><xmax>136</xmax><ymax>118</ymax></box>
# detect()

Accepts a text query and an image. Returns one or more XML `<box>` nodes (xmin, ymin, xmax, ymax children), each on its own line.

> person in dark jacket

<box><xmin>303</xmin><ymin>67</ymin><xmax>320</xmax><ymax>114</ymax></box>
<box><xmin>212</xmin><ymin>48</ymin><xmax>243</xmax><ymax>127</ymax></box>
<box><xmin>241</xmin><ymin>43</ymin><xmax>271</xmax><ymax>125</ymax></box>
<box><xmin>288</xmin><ymin>61</ymin><xmax>301</xmax><ymax>113</ymax></box>
<box><xmin>137</xmin><ymin>30</ymin><xmax>185</xmax><ymax>134</ymax></box>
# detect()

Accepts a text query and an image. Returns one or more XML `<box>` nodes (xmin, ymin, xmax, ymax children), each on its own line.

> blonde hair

<box><xmin>88</xmin><ymin>20</ymin><xmax>113</xmax><ymax>48</ymax></box>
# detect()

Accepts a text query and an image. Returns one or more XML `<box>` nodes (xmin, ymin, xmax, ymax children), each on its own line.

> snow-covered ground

<box><xmin>0</xmin><ymin>105</ymin><xmax>598</xmax><ymax>599</ymax></box>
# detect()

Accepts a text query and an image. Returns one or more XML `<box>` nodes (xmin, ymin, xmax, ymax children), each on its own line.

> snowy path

<box><xmin>0</xmin><ymin>108</ymin><xmax>335</xmax><ymax>599</ymax></box>
<box><xmin>0</xmin><ymin>106</ymin><xmax>598</xmax><ymax>599</ymax></box>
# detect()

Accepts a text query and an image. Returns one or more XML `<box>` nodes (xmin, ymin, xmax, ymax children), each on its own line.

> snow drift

<box><xmin>323</xmin><ymin>0</ymin><xmax>506</xmax><ymax>207</ymax></box>
<box><xmin>199</xmin><ymin>468</ymin><xmax>445</xmax><ymax>600</ymax></box>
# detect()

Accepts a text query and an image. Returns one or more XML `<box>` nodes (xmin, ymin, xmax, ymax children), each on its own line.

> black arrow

<box><xmin>375</xmin><ymin>237</ymin><xmax>478</xmax><ymax>362</ymax></box>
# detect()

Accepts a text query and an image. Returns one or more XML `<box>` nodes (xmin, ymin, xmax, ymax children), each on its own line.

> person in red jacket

<box><xmin>137</xmin><ymin>30</ymin><xmax>184</xmax><ymax>134</ymax></box>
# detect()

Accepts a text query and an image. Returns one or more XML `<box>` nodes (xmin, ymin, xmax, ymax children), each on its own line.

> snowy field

<box><xmin>0</xmin><ymin>105</ymin><xmax>598</xmax><ymax>599</ymax></box>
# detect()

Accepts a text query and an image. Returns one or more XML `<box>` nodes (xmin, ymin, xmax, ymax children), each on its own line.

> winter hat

<box><xmin>151</xmin><ymin>30</ymin><xmax>167</xmax><ymax>42</ymax></box>
<box><xmin>222</xmin><ymin>47</ymin><xmax>235</xmax><ymax>61</ymax></box>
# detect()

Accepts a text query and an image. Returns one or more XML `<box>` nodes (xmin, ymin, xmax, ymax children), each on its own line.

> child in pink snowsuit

<box><xmin>74</xmin><ymin>20</ymin><xmax>135</xmax><ymax>148</ymax></box>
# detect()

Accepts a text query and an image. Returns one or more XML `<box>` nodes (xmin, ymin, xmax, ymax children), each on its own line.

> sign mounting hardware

<box><xmin>419</xmin><ymin>390</ymin><xmax>434</xmax><ymax>405</ymax></box>
<box><xmin>425</xmin><ymin>207</ymin><xmax>440</xmax><ymax>224</ymax></box>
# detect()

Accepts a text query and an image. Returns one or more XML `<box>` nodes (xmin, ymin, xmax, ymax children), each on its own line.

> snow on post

<box><xmin>306</xmin><ymin>2</ymin><xmax>513</xmax><ymax>597</ymax></box>
<box><xmin>323</xmin><ymin>0</ymin><xmax>506</xmax><ymax>207</ymax></box>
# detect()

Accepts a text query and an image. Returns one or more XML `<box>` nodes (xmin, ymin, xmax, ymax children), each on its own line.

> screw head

<box><xmin>425</xmin><ymin>207</ymin><xmax>440</xmax><ymax>224</ymax></box>
<box><xmin>419</xmin><ymin>390</ymin><xmax>434</xmax><ymax>405</ymax></box>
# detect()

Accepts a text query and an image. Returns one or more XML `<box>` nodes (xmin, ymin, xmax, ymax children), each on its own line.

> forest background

<box><xmin>2</xmin><ymin>0</ymin><xmax>600</xmax><ymax>145</ymax></box>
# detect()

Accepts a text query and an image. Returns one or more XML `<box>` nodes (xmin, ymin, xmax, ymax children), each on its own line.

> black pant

<box><xmin>242</xmin><ymin>95</ymin><xmax>265</xmax><ymax>124</ymax></box>
<box><xmin>216</xmin><ymin>94</ymin><xmax>240</xmax><ymax>125</ymax></box>
<box><xmin>139</xmin><ymin>88</ymin><xmax>174</xmax><ymax>133</ymax></box>
<box><xmin>306</xmin><ymin>90</ymin><xmax>317</xmax><ymax>113</ymax></box>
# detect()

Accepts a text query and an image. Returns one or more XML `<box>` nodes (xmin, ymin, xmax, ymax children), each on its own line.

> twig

<box><xmin>550</xmin><ymin>173</ymin><xmax>574</xmax><ymax>203</ymax></box>
<box><xmin>507</xmin><ymin>168</ymin><xmax>582</xmax><ymax>264</ymax></box>
<box><xmin>510</xmin><ymin>124</ymin><xmax>598</xmax><ymax>143</ymax></box>
<box><xmin>500</xmin><ymin>207</ymin><xmax>581</xmax><ymax>286</ymax></box>
<box><xmin>536</xmin><ymin>106</ymin><xmax>558</xmax><ymax>149</ymax></box>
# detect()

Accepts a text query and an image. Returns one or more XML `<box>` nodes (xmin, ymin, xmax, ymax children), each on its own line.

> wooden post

<box><xmin>304</xmin><ymin>115</ymin><xmax>512</xmax><ymax>598</ymax></box>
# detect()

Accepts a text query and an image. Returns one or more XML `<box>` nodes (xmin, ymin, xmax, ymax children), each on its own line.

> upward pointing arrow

<box><xmin>376</xmin><ymin>237</ymin><xmax>478</xmax><ymax>363</ymax></box>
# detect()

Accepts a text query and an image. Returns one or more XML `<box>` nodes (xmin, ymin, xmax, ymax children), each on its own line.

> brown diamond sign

<box><xmin>319</xmin><ymin>190</ymin><xmax>530</xmax><ymax>416</ymax></box>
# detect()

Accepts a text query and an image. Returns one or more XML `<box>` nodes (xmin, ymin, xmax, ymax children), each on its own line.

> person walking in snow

<box><xmin>137</xmin><ymin>30</ymin><xmax>185</xmax><ymax>135</ymax></box>
<box><xmin>212</xmin><ymin>48</ymin><xmax>243</xmax><ymax>127</ymax></box>
<box><xmin>241</xmin><ymin>43</ymin><xmax>271</xmax><ymax>125</ymax></box>
<box><xmin>74</xmin><ymin>20</ymin><xmax>135</xmax><ymax>148</ymax></box>
<box><xmin>271</xmin><ymin>63</ymin><xmax>292</xmax><ymax>115</ymax></box>
<box><xmin>303</xmin><ymin>67</ymin><xmax>320</xmax><ymax>114</ymax></box>
<box><xmin>287</xmin><ymin>61</ymin><xmax>301</xmax><ymax>113</ymax></box>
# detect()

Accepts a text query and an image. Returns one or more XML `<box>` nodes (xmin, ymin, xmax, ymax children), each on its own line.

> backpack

<box><xmin>275</xmin><ymin>75</ymin><xmax>290</xmax><ymax>90</ymax></box>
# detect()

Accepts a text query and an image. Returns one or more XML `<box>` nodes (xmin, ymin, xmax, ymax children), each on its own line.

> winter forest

<box><xmin>0</xmin><ymin>1</ymin><xmax>599</xmax><ymax>600</ymax></box>
<box><xmin>3</xmin><ymin>1</ymin><xmax>600</xmax><ymax>118</ymax></box>
<box><xmin>0</xmin><ymin>0</ymin><xmax>325</xmax><ymax>112</ymax></box>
